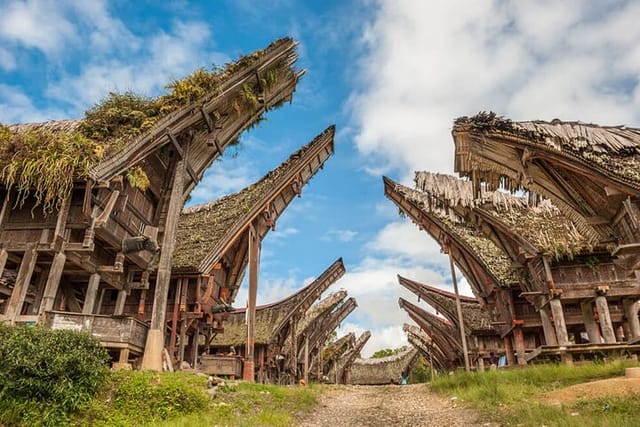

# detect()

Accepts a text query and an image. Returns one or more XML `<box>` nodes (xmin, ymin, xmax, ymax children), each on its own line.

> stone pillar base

<box><xmin>141</xmin><ymin>329</ymin><xmax>164</xmax><ymax>371</ymax></box>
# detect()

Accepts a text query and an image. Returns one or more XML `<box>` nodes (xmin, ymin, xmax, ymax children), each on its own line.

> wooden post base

<box><xmin>243</xmin><ymin>360</ymin><xmax>255</xmax><ymax>382</ymax></box>
<box><xmin>141</xmin><ymin>329</ymin><xmax>164</xmax><ymax>371</ymax></box>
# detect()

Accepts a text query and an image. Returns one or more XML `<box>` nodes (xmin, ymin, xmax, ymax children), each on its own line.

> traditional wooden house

<box><xmin>0</xmin><ymin>38</ymin><xmax>304</xmax><ymax>371</ymax></box>
<box><xmin>349</xmin><ymin>346</ymin><xmax>419</xmax><ymax>385</ymax></box>
<box><xmin>148</xmin><ymin>126</ymin><xmax>335</xmax><ymax>371</ymax></box>
<box><xmin>403</xmin><ymin>323</ymin><xmax>447</xmax><ymax>373</ymax></box>
<box><xmin>398</xmin><ymin>297</ymin><xmax>461</xmax><ymax>368</ymax></box>
<box><xmin>451</xmin><ymin>114</ymin><xmax>640</xmax><ymax>360</ymax></box>
<box><xmin>331</xmin><ymin>331</ymin><xmax>371</xmax><ymax>384</ymax></box>
<box><xmin>398</xmin><ymin>275</ymin><xmax>503</xmax><ymax>368</ymax></box>
<box><xmin>206</xmin><ymin>261</ymin><xmax>346</xmax><ymax>382</ymax></box>
<box><xmin>321</xmin><ymin>332</ymin><xmax>355</xmax><ymax>381</ymax></box>
<box><xmin>384</xmin><ymin>177</ymin><xmax>529</xmax><ymax>365</ymax></box>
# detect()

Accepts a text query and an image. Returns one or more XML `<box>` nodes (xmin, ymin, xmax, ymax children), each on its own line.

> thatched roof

<box><xmin>454</xmin><ymin>112</ymin><xmax>640</xmax><ymax>188</ymax></box>
<box><xmin>211</xmin><ymin>286</ymin><xmax>346</xmax><ymax>348</ymax></box>
<box><xmin>403</xmin><ymin>323</ymin><xmax>447</xmax><ymax>371</ymax></box>
<box><xmin>414</xmin><ymin>171</ymin><xmax>598</xmax><ymax>258</ymax></box>
<box><xmin>349</xmin><ymin>347</ymin><xmax>418</xmax><ymax>385</ymax></box>
<box><xmin>384</xmin><ymin>177</ymin><xmax>518</xmax><ymax>288</ymax></box>
<box><xmin>323</xmin><ymin>332</ymin><xmax>355</xmax><ymax>363</ymax></box>
<box><xmin>3</xmin><ymin>38</ymin><xmax>302</xmax><ymax>211</ymax></box>
<box><xmin>398</xmin><ymin>297</ymin><xmax>461</xmax><ymax>360</ymax></box>
<box><xmin>398</xmin><ymin>275</ymin><xmax>494</xmax><ymax>333</ymax></box>
<box><xmin>173</xmin><ymin>126</ymin><xmax>335</xmax><ymax>273</ymax></box>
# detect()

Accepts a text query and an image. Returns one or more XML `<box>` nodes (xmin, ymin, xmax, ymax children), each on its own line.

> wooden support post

<box><xmin>478</xmin><ymin>355</ymin><xmax>485</xmax><ymax>372</ymax></box>
<box><xmin>595</xmin><ymin>295</ymin><xmax>617</xmax><ymax>343</ymax></box>
<box><xmin>304</xmin><ymin>334</ymin><xmax>309</xmax><ymax>385</ymax></box>
<box><xmin>624</xmin><ymin>299</ymin><xmax>640</xmax><ymax>340</ymax></box>
<box><xmin>243</xmin><ymin>224</ymin><xmax>260</xmax><ymax>382</ymax></box>
<box><xmin>142</xmin><ymin>159</ymin><xmax>185</xmax><ymax>371</ymax></box>
<box><xmin>37</xmin><ymin>251</ymin><xmax>66</xmax><ymax>318</ymax></box>
<box><xmin>290</xmin><ymin>318</ymin><xmax>298</xmax><ymax>382</ymax></box>
<box><xmin>30</xmin><ymin>268</ymin><xmax>48</xmax><ymax>315</ymax></box>
<box><xmin>539</xmin><ymin>307</ymin><xmax>558</xmax><ymax>346</ymax></box>
<box><xmin>5</xmin><ymin>247</ymin><xmax>38</xmax><ymax>323</ymax></box>
<box><xmin>82</xmin><ymin>273</ymin><xmax>101</xmax><ymax>314</ymax></box>
<box><xmin>448</xmin><ymin>251</ymin><xmax>470</xmax><ymax>372</ymax></box>
<box><xmin>95</xmin><ymin>289</ymin><xmax>106</xmax><ymax>314</ymax></box>
<box><xmin>0</xmin><ymin>248</ymin><xmax>7</xmax><ymax>278</ymax></box>
<box><xmin>549</xmin><ymin>297</ymin><xmax>570</xmax><ymax>345</ymax></box>
<box><xmin>581</xmin><ymin>300</ymin><xmax>602</xmax><ymax>343</ymax></box>
<box><xmin>503</xmin><ymin>336</ymin><xmax>516</xmax><ymax>366</ymax></box>
<box><xmin>169</xmin><ymin>279</ymin><xmax>183</xmax><ymax>358</ymax></box>
<box><xmin>137</xmin><ymin>290</ymin><xmax>147</xmax><ymax>320</ymax></box>
<box><xmin>317</xmin><ymin>345</ymin><xmax>323</xmax><ymax>381</ymax></box>
<box><xmin>190</xmin><ymin>326</ymin><xmax>200</xmax><ymax>368</ymax></box>
<box><xmin>513</xmin><ymin>327</ymin><xmax>527</xmax><ymax>365</ymax></box>
<box><xmin>114</xmin><ymin>290</ymin><xmax>128</xmax><ymax>315</ymax></box>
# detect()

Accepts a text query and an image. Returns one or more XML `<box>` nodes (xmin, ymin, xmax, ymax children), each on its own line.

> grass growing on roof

<box><xmin>0</xmin><ymin>38</ymin><xmax>293</xmax><ymax>213</ymax></box>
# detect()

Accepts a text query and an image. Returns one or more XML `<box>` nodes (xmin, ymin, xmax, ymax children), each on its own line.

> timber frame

<box><xmin>0</xmin><ymin>38</ymin><xmax>305</xmax><ymax>371</ymax></box>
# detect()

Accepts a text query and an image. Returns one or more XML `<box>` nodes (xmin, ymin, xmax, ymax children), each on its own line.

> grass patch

<box><xmin>431</xmin><ymin>360</ymin><xmax>640</xmax><ymax>426</ymax></box>
<box><xmin>158</xmin><ymin>382</ymin><xmax>319</xmax><ymax>427</ymax></box>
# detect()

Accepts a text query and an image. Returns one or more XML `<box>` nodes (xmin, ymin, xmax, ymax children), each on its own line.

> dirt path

<box><xmin>298</xmin><ymin>384</ymin><xmax>490</xmax><ymax>427</ymax></box>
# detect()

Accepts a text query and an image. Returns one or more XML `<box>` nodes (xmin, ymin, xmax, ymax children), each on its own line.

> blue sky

<box><xmin>2</xmin><ymin>0</ymin><xmax>640</xmax><ymax>356</ymax></box>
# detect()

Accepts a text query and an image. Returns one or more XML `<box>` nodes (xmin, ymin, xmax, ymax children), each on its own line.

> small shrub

<box><xmin>0</xmin><ymin>324</ymin><xmax>110</xmax><ymax>426</ymax></box>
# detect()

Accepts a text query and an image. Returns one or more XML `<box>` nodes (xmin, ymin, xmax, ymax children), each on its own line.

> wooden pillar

<box><xmin>190</xmin><ymin>326</ymin><xmax>200</xmax><ymax>368</ymax></box>
<box><xmin>448</xmin><ymin>251</ymin><xmax>470</xmax><ymax>372</ymax></box>
<box><xmin>82</xmin><ymin>273</ymin><xmax>101</xmax><ymax>314</ymax></box>
<box><xmin>114</xmin><ymin>290</ymin><xmax>128</xmax><ymax>315</ymax></box>
<box><xmin>624</xmin><ymin>299</ymin><xmax>640</xmax><ymax>339</ymax></box>
<box><xmin>5</xmin><ymin>246</ymin><xmax>38</xmax><ymax>323</ymax></box>
<box><xmin>0</xmin><ymin>248</ymin><xmax>7</xmax><ymax>276</ymax></box>
<box><xmin>503</xmin><ymin>336</ymin><xmax>516</xmax><ymax>366</ymax></box>
<box><xmin>141</xmin><ymin>159</ymin><xmax>185</xmax><ymax>371</ymax></box>
<box><xmin>581</xmin><ymin>300</ymin><xmax>602</xmax><ymax>343</ymax></box>
<box><xmin>303</xmin><ymin>334</ymin><xmax>309</xmax><ymax>384</ymax></box>
<box><xmin>37</xmin><ymin>251</ymin><xmax>66</xmax><ymax>318</ymax></box>
<box><xmin>539</xmin><ymin>307</ymin><xmax>558</xmax><ymax>346</ymax></box>
<box><xmin>290</xmin><ymin>318</ymin><xmax>298</xmax><ymax>381</ymax></box>
<box><xmin>30</xmin><ymin>268</ymin><xmax>48</xmax><ymax>315</ymax></box>
<box><xmin>478</xmin><ymin>355</ymin><xmax>485</xmax><ymax>372</ymax></box>
<box><xmin>513</xmin><ymin>327</ymin><xmax>527</xmax><ymax>365</ymax></box>
<box><xmin>595</xmin><ymin>294</ymin><xmax>616</xmax><ymax>343</ymax></box>
<box><xmin>169</xmin><ymin>279</ymin><xmax>183</xmax><ymax>357</ymax></box>
<box><xmin>243</xmin><ymin>224</ymin><xmax>260</xmax><ymax>382</ymax></box>
<box><xmin>549</xmin><ymin>297</ymin><xmax>570</xmax><ymax>345</ymax></box>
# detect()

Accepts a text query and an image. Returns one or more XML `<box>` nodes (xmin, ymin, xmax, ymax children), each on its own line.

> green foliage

<box><xmin>0</xmin><ymin>324</ymin><xmax>110</xmax><ymax>427</ymax></box>
<box><xmin>408</xmin><ymin>356</ymin><xmax>431</xmax><ymax>383</ymax></box>
<box><xmin>157</xmin><ymin>382</ymin><xmax>318</xmax><ymax>427</ymax></box>
<box><xmin>371</xmin><ymin>346</ymin><xmax>406</xmax><ymax>359</ymax></box>
<box><xmin>126</xmin><ymin>165</ymin><xmax>150</xmax><ymax>191</ymax></box>
<box><xmin>431</xmin><ymin>360</ymin><xmax>639</xmax><ymax>426</ymax></box>
<box><xmin>0</xmin><ymin>126</ymin><xmax>105</xmax><ymax>213</ymax></box>
<box><xmin>74</xmin><ymin>371</ymin><xmax>209</xmax><ymax>426</ymax></box>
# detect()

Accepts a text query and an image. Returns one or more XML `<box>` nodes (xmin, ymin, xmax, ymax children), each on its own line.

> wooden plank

<box><xmin>5</xmin><ymin>247</ymin><xmax>38</xmax><ymax>323</ymax></box>
<box><xmin>244</xmin><ymin>224</ymin><xmax>260</xmax><ymax>382</ymax></box>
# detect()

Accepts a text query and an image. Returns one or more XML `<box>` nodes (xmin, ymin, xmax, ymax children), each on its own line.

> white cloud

<box><xmin>338</xmin><ymin>323</ymin><xmax>408</xmax><ymax>358</ymax></box>
<box><xmin>322</xmin><ymin>229</ymin><xmax>358</xmax><ymax>242</ymax></box>
<box><xmin>0</xmin><ymin>0</ymin><xmax>77</xmax><ymax>54</ymax></box>
<box><xmin>0</xmin><ymin>84</ymin><xmax>65</xmax><ymax>123</ymax></box>
<box><xmin>188</xmin><ymin>162</ymin><xmax>257</xmax><ymax>205</ymax></box>
<box><xmin>351</xmin><ymin>0</ymin><xmax>640</xmax><ymax>176</ymax></box>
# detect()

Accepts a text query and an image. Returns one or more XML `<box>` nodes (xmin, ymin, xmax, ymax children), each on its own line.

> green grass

<box><xmin>158</xmin><ymin>382</ymin><xmax>319</xmax><ymax>427</ymax></box>
<box><xmin>431</xmin><ymin>360</ymin><xmax>640</xmax><ymax>426</ymax></box>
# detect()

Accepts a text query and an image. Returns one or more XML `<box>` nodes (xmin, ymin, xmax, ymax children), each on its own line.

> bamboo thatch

<box><xmin>349</xmin><ymin>347</ymin><xmax>418</xmax><ymax>385</ymax></box>
<box><xmin>173</xmin><ymin>126</ymin><xmax>335</xmax><ymax>273</ymax></box>
<box><xmin>414</xmin><ymin>171</ymin><xmax>597</xmax><ymax>258</ymax></box>
<box><xmin>212</xmin><ymin>290</ymin><xmax>347</xmax><ymax>347</ymax></box>
<box><xmin>398</xmin><ymin>275</ymin><xmax>494</xmax><ymax>333</ymax></box>
<box><xmin>386</xmin><ymin>178</ymin><xmax>518</xmax><ymax>287</ymax></box>
<box><xmin>453</xmin><ymin>112</ymin><xmax>640</xmax><ymax>239</ymax></box>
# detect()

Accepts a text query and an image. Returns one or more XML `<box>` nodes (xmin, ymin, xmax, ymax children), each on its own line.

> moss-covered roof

<box><xmin>2</xmin><ymin>38</ymin><xmax>300</xmax><ymax>212</ymax></box>
<box><xmin>385</xmin><ymin>177</ymin><xmax>518</xmax><ymax>287</ymax></box>
<box><xmin>349</xmin><ymin>347</ymin><xmax>418</xmax><ymax>385</ymax></box>
<box><xmin>173</xmin><ymin>126</ymin><xmax>335</xmax><ymax>272</ymax></box>
<box><xmin>212</xmin><ymin>290</ymin><xmax>347</xmax><ymax>347</ymax></box>
<box><xmin>414</xmin><ymin>171</ymin><xmax>598</xmax><ymax>258</ymax></box>
<box><xmin>454</xmin><ymin>112</ymin><xmax>640</xmax><ymax>188</ymax></box>
<box><xmin>398</xmin><ymin>275</ymin><xmax>494</xmax><ymax>333</ymax></box>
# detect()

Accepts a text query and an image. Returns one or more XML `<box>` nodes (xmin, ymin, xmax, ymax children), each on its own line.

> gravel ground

<box><xmin>297</xmin><ymin>384</ymin><xmax>493</xmax><ymax>427</ymax></box>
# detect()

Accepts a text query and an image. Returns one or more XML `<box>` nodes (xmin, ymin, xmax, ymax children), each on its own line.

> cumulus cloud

<box><xmin>351</xmin><ymin>0</ymin><xmax>640</xmax><ymax>177</ymax></box>
<box><xmin>322</xmin><ymin>229</ymin><xmax>359</xmax><ymax>243</ymax></box>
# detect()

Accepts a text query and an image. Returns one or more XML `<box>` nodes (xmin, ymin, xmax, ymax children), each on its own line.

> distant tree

<box><xmin>371</xmin><ymin>345</ymin><xmax>407</xmax><ymax>359</ymax></box>
<box><xmin>408</xmin><ymin>356</ymin><xmax>431</xmax><ymax>383</ymax></box>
